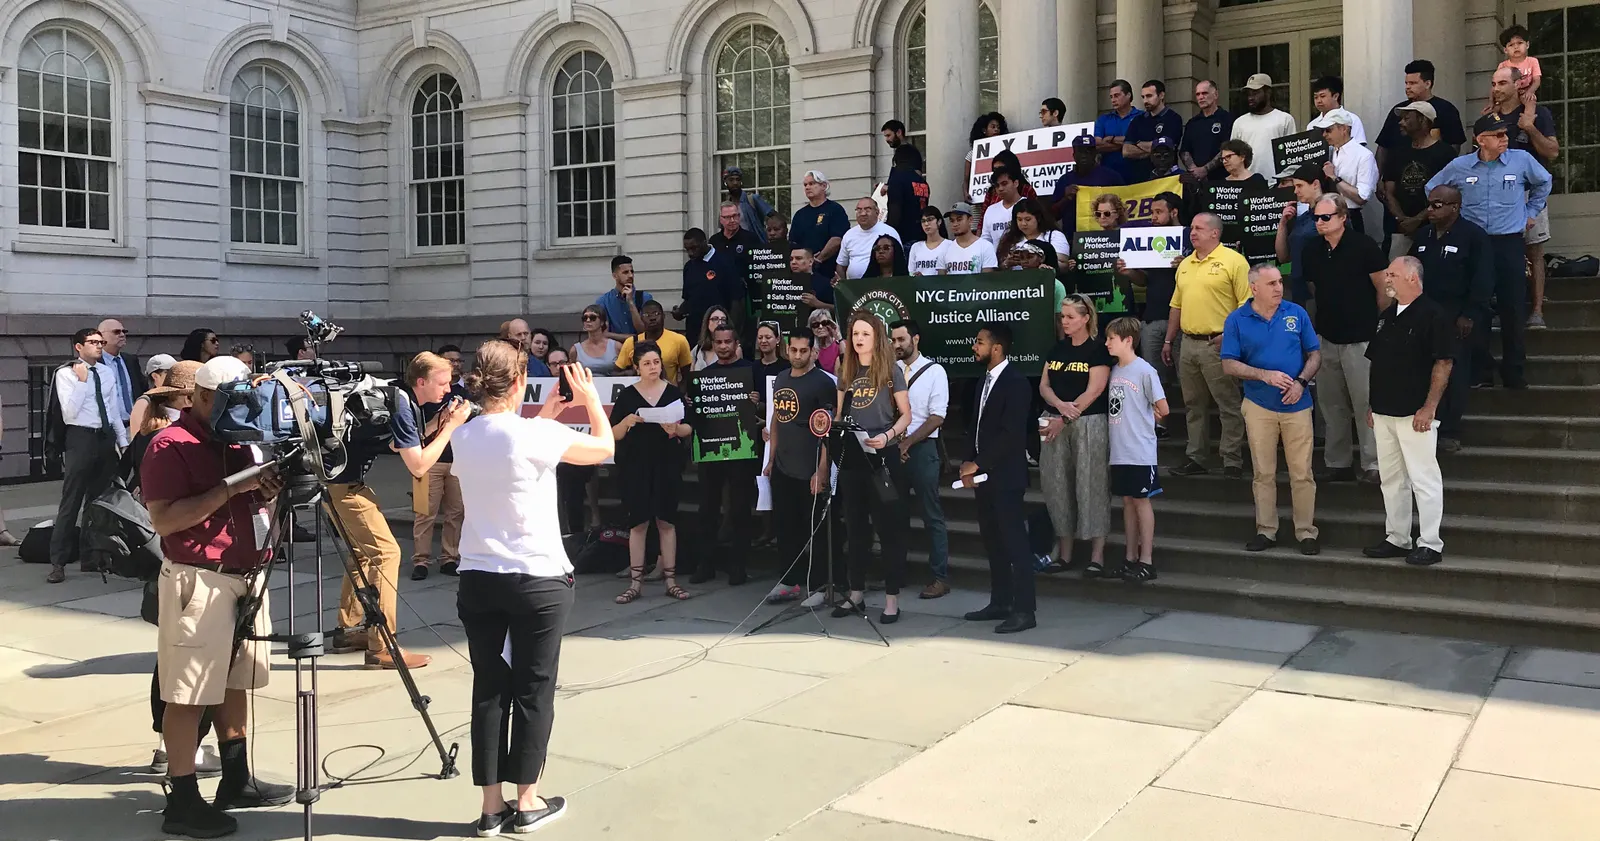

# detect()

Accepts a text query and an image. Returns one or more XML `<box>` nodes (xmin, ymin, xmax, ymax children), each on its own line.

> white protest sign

<box><xmin>1118</xmin><ymin>226</ymin><xmax>1189</xmax><ymax>269</ymax></box>
<box><xmin>967</xmin><ymin>122</ymin><xmax>1096</xmax><ymax>202</ymax></box>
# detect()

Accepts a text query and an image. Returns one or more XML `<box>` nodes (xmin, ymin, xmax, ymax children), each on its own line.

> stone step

<box><xmin>1167</xmin><ymin>406</ymin><xmax>1600</xmax><ymax>450</ymax></box>
<box><xmin>1519</xmin><ymin>327</ymin><xmax>1600</xmax><ymax>356</ymax></box>
<box><xmin>1525</xmin><ymin>354</ymin><xmax>1600</xmax><ymax>386</ymax></box>
<box><xmin>1464</xmin><ymin>384</ymin><xmax>1600</xmax><ymax>416</ymax></box>
<box><xmin>1158</xmin><ymin>439</ymin><xmax>1600</xmax><ymax>486</ymax></box>
<box><xmin>1543</xmin><ymin>299</ymin><xmax>1600</xmax><ymax>329</ymax></box>
<box><xmin>1154</xmin><ymin>471</ymin><xmax>1600</xmax><ymax>521</ymax></box>
<box><xmin>1541</xmin><ymin>276</ymin><xmax>1600</xmax><ymax>302</ymax></box>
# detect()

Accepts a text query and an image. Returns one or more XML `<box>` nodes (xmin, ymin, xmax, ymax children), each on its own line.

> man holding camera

<box><xmin>325</xmin><ymin>352</ymin><xmax>470</xmax><ymax>668</ymax></box>
<box><xmin>143</xmin><ymin>356</ymin><xmax>294</xmax><ymax>837</ymax></box>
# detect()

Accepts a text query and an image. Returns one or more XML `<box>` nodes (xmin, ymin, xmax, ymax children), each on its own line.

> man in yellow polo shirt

<box><xmin>1162</xmin><ymin>212</ymin><xmax>1251</xmax><ymax>477</ymax></box>
<box><xmin>614</xmin><ymin>299</ymin><xmax>695</xmax><ymax>387</ymax></box>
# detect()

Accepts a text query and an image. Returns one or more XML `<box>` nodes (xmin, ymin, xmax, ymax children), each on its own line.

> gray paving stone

<box><xmin>533</xmin><ymin>720</ymin><xmax>914</xmax><ymax>841</ymax></box>
<box><xmin>1125</xmin><ymin>611</ymin><xmax>1319</xmax><ymax>653</ymax></box>
<box><xmin>838</xmin><ymin>704</ymin><xmax>1197</xmax><ymax>841</ymax></box>
<box><xmin>1089</xmin><ymin>787</ymin><xmax>1413</xmax><ymax>841</ymax></box>
<box><xmin>1013</xmin><ymin>638</ymin><xmax>1288</xmax><ymax>730</ymax></box>
<box><xmin>1266</xmin><ymin>629</ymin><xmax>1506</xmax><ymax>713</ymax></box>
<box><xmin>922</xmin><ymin>601</ymin><xmax>1156</xmax><ymax>664</ymax></box>
<box><xmin>1415</xmin><ymin>769</ymin><xmax>1600</xmax><ymax>841</ymax></box>
<box><xmin>1502</xmin><ymin>647</ymin><xmax>1600</xmax><ymax>689</ymax></box>
<box><xmin>1457</xmin><ymin>678</ymin><xmax>1600</xmax><ymax>789</ymax></box>
<box><xmin>753</xmin><ymin>645</ymin><xmax>1060</xmax><ymax>747</ymax></box>
<box><xmin>1157</xmin><ymin>690</ymin><xmax>1470</xmax><ymax>828</ymax></box>
<box><xmin>775</xmin><ymin>810</ymin><xmax>987</xmax><ymax>841</ymax></box>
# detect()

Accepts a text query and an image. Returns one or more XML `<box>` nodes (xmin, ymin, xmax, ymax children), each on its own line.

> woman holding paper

<box><xmin>833</xmin><ymin>312</ymin><xmax>913</xmax><ymax>624</ymax></box>
<box><xmin>610</xmin><ymin>342</ymin><xmax>694</xmax><ymax>604</ymax></box>
<box><xmin>449</xmin><ymin>340</ymin><xmax>614</xmax><ymax>836</ymax></box>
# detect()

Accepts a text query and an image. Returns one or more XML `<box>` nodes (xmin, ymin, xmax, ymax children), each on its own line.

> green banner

<box><xmin>836</xmin><ymin>269</ymin><xmax>1055</xmax><ymax>378</ymax></box>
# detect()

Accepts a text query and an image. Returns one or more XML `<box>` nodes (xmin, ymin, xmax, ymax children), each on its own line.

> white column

<box><xmin>1343</xmin><ymin>0</ymin><xmax>1413</xmax><ymax>140</ymax></box>
<box><xmin>1001</xmin><ymin>0</ymin><xmax>1058</xmax><ymax>125</ymax></box>
<box><xmin>1411</xmin><ymin>0</ymin><xmax>1464</xmax><ymax>107</ymax></box>
<box><xmin>1057</xmin><ymin>0</ymin><xmax>1098</xmax><ymax>121</ymax></box>
<box><xmin>925</xmin><ymin>0</ymin><xmax>979</xmax><ymax>206</ymax></box>
<box><xmin>1114</xmin><ymin>0</ymin><xmax>1162</xmax><ymax>92</ymax></box>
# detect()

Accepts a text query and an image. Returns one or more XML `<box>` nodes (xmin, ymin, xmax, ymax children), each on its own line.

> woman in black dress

<box><xmin>610</xmin><ymin>342</ymin><xmax>694</xmax><ymax>603</ymax></box>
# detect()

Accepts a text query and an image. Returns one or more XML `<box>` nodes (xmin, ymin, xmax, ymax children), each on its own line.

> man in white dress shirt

<box><xmin>836</xmin><ymin>196</ymin><xmax>901</xmax><ymax>283</ymax></box>
<box><xmin>890</xmin><ymin>319</ymin><xmax>952</xmax><ymax>598</ymax></box>
<box><xmin>48</xmin><ymin>326</ymin><xmax>128</xmax><ymax>583</ymax></box>
<box><xmin>1312</xmin><ymin>108</ymin><xmax>1379</xmax><ymax>234</ymax></box>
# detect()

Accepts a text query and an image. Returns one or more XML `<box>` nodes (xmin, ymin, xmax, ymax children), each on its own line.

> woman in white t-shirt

<box><xmin>996</xmin><ymin>197</ymin><xmax>1071</xmax><ymax>281</ymax></box>
<box><xmin>907</xmin><ymin>207</ymin><xmax>951</xmax><ymax>275</ymax></box>
<box><xmin>449</xmin><ymin>339</ymin><xmax>615</xmax><ymax>836</ymax></box>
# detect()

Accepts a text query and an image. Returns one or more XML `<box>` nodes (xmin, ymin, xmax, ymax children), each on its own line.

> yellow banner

<box><xmin>1075</xmin><ymin>176</ymin><xmax>1183</xmax><ymax>230</ymax></box>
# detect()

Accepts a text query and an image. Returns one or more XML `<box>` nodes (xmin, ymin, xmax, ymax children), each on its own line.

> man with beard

<box><xmin>1229</xmin><ymin>74</ymin><xmax>1298</xmax><ymax>179</ymax></box>
<box><xmin>723</xmin><ymin>165</ymin><xmax>775</xmax><ymax>242</ymax></box>
<box><xmin>1382</xmin><ymin>102</ymin><xmax>1458</xmax><ymax>258</ymax></box>
<box><xmin>762</xmin><ymin>327</ymin><xmax>840</xmax><ymax>603</ymax></box>
<box><xmin>1123</xmin><ymin>80</ymin><xmax>1185</xmax><ymax>182</ymax></box>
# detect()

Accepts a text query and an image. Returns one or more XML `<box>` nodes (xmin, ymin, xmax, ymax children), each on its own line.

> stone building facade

<box><xmin>0</xmin><ymin>0</ymin><xmax>1594</xmax><ymax>477</ymax></box>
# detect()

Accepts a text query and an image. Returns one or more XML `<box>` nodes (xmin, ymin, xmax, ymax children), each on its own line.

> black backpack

<box><xmin>81</xmin><ymin>476</ymin><xmax>165</xmax><ymax>581</ymax></box>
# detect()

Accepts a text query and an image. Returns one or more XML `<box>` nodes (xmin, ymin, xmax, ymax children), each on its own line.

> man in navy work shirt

<box><xmin>1362</xmin><ymin>256</ymin><xmax>1456</xmax><ymax>567</ymax></box>
<box><xmin>1222</xmin><ymin>264</ymin><xmax>1323</xmax><ymax>556</ymax></box>
<box><xmin>677</xmin><ymin>227</ymin><xmax>744</xmax><ymax>348</ymax></box>
<box><xmin>1409</xmin><ymin>184</ymin><xmax>1492</xmax><ymax>453</ymax></box>
<box><xmin>1050</xmin><ymin>135</ymin><xmax>1125</xmax><ymax>237</ymax></box>
<box><xmin>1123</xmin><ymin>80</ymin><xmax>1185</xmax><ymax>182</ymax></box>
<box><xmin>1181</xmin><ymin>79</ymin><xmax>1234</xmax><ymax>182</ymax></box>
<box><xmin>789</xmin><ymin>170</ymin><xmax>850</xmax><ymax>309</ymax></box>
<box><xmin>1426</xmin><ymin>114</ymin><xmax>1550</xmax><ymax>390</ymax></box>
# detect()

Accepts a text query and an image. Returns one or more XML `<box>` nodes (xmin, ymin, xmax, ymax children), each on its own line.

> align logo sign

<box><xmin>1117</xmin><ymin>225</ymin><xmax>1188</xmax><ymax>269</ymax></box>
<box><xmin>1122</xmin><ymin>231</ymin><xmax>1183</xmax><ymax>256</ymax></box>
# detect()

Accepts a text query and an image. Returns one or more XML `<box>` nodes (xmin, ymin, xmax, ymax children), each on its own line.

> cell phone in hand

<box><xmin>556</xmin><ymin>363</ymin><xmax>574</xmax><ymax>403</ymax></box>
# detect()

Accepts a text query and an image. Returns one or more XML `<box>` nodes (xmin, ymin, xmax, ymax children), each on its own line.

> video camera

<box><xmin>211</xmin><ymin>311</ymin><xmax>401</xmax><ymax>486</ymax></box>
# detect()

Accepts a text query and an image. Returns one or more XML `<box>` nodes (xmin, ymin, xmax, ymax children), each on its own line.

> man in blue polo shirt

<box><xmin>1221</xmin><ymin>263</ymin><xmax>1323</xmax><ymax>556</ymax></box>
<box><xmin>1095</xmin><ymin>80</ymin><xmax>1138</xmax><ymax>181</ymax></box>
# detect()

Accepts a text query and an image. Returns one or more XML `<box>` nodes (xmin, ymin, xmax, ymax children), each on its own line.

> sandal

<box><xmin>662</xmin><ymin>563</ymin><xmax>691</xmax><ymax>600</ymax></box>
<box><xmin>615</xmin><ymin>567</ymin><xmax>644</xmax><ymax>604</ymax></box>
<box><xmin>1082</xmin><ymin>562</ymin><xmax>1105</xmax><ymax>580</ymax></box>
<box><xmin>1121</xmin><ymin>562</ymin><xmax>1158</xmax><ymax>583</ymax></box>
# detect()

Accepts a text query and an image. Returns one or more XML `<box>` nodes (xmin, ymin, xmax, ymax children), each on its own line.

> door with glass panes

<box><xmin>1215</xmin><ymin>29</ymin><xmax>1342</xmax><ymax>126</ymax></box>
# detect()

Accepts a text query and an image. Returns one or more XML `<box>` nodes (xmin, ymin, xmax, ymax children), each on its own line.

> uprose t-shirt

<box><xmin>909</xmin><ymin>239</ymin><xmax>951</xmax><ymax>275</ymax></box>
<box><xmin>981</xmin><ymin>199</ymin><xmax>1019</xmax><ymax>247</ymax></box>
<box><xmin>943</xmin><ymin>238</ymin><xmax>998</xmax><ymax>274</ymax></box>
<box><xmin>450</xmin><ymin>414</ymin><xmax>587</xmax><ymax>577</ymax></box>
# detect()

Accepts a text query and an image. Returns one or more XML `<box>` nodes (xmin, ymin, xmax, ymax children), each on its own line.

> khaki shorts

<box><xmin>157</xmin><ymin>560</ymin><xmax>270</xmax><ymax>707</ymax></box>
<box><xmin>1525</xmin><ymin>206</ymin><xmax>1551</xmax><ymax>246</ymax></box>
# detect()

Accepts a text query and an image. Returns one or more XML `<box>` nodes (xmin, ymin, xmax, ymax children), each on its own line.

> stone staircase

<box><xmin>591</xmin><ymin>275</ymin><xmax>1600</xmax><ymax>650</ymax></box>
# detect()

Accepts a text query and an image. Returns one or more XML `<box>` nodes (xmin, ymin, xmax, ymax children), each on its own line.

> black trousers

<box><xmin>839</xmin><ymin>451</ymin><xmax>910</xmax><ymax>595</ymax></box>
<box><xmin>772</xmin><ymin>471</ymin><xmax>843</xmax><ymax>590</ymax></box>
<box><xmin>977</xmin><ymin>483</ymin><xmax>1034</xmax><ymax>613</ymax></box>
<box><xmin>50</xmin><ymin>426</ymin><xmax>119</xmax><ymax>567</ymax></box>
<box><xmin>457</xmin><ymin>570</ymin><xmax>573</xmax><ymax>788</ymax></box>
<box><xmin>555</xmin><ymin>463</ymin><xmax>594</xmax><ymax>536</ymax></box>
<box><xmin>1473</xmin><ymin>234</ymin><xmax>1529</xmax><ymax>387</ymax></box>
<box><xmin>1437</xmin><ymin>317</ymin><xmax>1478</xmax><ymax>439</ymax></box>
<box><xmin>698</xmin><ymin>460</ymin><xmax>757</xmax><ymax>576</ymax></box>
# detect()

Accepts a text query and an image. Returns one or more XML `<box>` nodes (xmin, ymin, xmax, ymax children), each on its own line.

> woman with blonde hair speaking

<box><xmin>449</xmin><ymin>340</ymin><xmax>614</xmax><ymax>836</ymax></box>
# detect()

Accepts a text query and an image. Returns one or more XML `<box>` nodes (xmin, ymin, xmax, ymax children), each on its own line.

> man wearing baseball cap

<box><xmin>723</xmin><ymin>165</ymin><xmax>775</xmax><ymax>243</ymax></box>
<box><xmin>941</xmin><ymin>203</ymin><xmax>999</xmax><ymax>274</ymax></box>
<box><xmin>1381</xmin><ymin>100</ymin><xmax>1457</xmax><ymax>258</ymax></box>
<box><xmin>1230</xmin><ymin>74</ymin><xmax>1298</xmax><ymax>179</ymax></box>
<box><xmin>1310</xmin><ymin>108</ymin><xmax>1378</xmax><ymax>233</ymax></box>
<box><xmin>1049</xmin><ymin>133</ymin><xmax>1124</xmax><ymax>237</ymax></box>
<box><xmin>142</xmin><ymin>354</ymin><xmax>293</xmax><ymax>836</ymax></box>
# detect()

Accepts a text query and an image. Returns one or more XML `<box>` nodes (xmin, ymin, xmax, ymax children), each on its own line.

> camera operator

<box><xmin>449</xmin><ymin>340</ymin><xmax>614</xmax><ymax>835</ymax></box>
<box><xmin>325</xmin><ymin>352</ymin><xmax>471</xmax><ymax>668</ymax></box>
<box><xmin>142</xmin><ymin>356</ymin><xmax>293</xmax><ymax>837</ymax></box>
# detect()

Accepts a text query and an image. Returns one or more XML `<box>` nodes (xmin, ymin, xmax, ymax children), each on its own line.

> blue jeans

<box><xmin>902</xmin><ymin>439</ymin><xmax>950</xmax><ymax>582</ymax></box>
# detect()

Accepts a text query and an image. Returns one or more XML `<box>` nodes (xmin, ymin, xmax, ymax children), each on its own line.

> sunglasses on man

<box><xmin>1312</xmin><ymin>212</ymin><xmax>1343</xmax><ymax>223</ymax></box>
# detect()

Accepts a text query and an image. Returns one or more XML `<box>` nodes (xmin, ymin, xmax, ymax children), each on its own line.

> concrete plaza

<box><xmin>2</xmin><ymin>466</ymin><xmax>1600</xmax><ymax>841</ymax></box>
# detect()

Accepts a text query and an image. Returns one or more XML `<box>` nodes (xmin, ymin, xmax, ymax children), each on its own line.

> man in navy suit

<box><xmin>960</xmin><ymin>324</ymin><xmax>1037</xmax><ymax>633</ymax></box>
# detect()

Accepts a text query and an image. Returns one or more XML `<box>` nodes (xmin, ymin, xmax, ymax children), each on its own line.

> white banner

<box><xmin>518</xmin><ymin>375</ymin><xmax>639</xmax><ymax>463</ymax></box>
<box><xmin>1117</xmin><ymin>226</ymin><xmax>1189</xmax><ymax>269</ymax></box>
<box><xmin>967</xmin><ymin>122</ymin><xmax>1096</xmax><ymax>202</ymax></box>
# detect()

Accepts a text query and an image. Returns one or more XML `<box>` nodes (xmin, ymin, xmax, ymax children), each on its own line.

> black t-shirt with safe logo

<box><xmin>772</xmin><ymin>366</ymin><xmax>837</xmax><ymax>481</ymax></box>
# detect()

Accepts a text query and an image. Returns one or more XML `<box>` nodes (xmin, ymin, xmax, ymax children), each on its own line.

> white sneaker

<box><xmin>196</xmin><ymin>744</ymin><xmax>222</xmax><ymax>777</ymax></box>
<box><xmin>766</xmin><ymin>584</ymin><xmax>803</xmax><ymax>603</ymax></box>
<box><xmin>801</xmin><ymin>591</ymin><xmax>828</xmax><ymax>608</ymax></box>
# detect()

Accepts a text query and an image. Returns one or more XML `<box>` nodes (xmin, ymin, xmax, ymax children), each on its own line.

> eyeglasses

<box><xmin>110</xmin><ymin>328</ymin><xmax>128</xmax><ymax>335</ymax></box>
<box><xmin>1312</xmin><ymin>213</ymin><xmax>1343</xmax><ymax>222</ymax></box>
<box><xmin>1428</xmin><ymin>200</ymin><xmax>1460</xmax><ymax>209</ymax></box>
<box><xmin>83</xmin><ymin>339</ymin><xmax>106</xmax><ymax>346</ymax></box>
<box><xmin>812</xmin><ymin>319</ymin><xmax>834</xmax><ymax>327</ymax></box>
<box><xmin>206</xmin><ymin>336</ymin><xmax>220</xmax><ymax>344</ymax></box>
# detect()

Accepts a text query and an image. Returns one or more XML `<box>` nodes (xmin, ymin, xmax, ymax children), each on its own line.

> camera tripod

<box><xmin>745</xmin><ymin>417</ymin><xmax>889</xmax><ymax>647</ymax></box>
<box><xmin>232</xmin><ymin>472</ymin><xmax>458</xmax><ymax>841</ymax></box>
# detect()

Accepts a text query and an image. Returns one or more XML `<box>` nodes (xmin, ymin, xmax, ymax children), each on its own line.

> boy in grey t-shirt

<box><xmin>1104</xmin><ymin>317</ymin><xmax>1169</xmax><ymax>581</ymax></box>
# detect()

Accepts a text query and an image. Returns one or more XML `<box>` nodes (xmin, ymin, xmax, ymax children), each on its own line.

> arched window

<box><xmin>17</xmin><ymin>27</ymin><xmax>114</xmax><ymax>232</ymax></box>
<box><xmin>229</xmin><ymin>64</ymin><xmax>301</xmax><ymax>247</ymax></box>
<box><xmin>902</xmin><ymin>4</ymin><xmax>1003</xmax><ymax>145</ymax></box>
<box><xmin>410</xmin><ymin>72</ymin><xmax>465</xmax><ymax>249</ymax></box>
<box><xmin>551</xmin><ymin>50</ymin><xmax>616</xmax><ymax>240</ymax></box>
<box><xmin>715</xmin><ymin>22</ymin><xmax>790</xmax><ymax>219</ymax></box>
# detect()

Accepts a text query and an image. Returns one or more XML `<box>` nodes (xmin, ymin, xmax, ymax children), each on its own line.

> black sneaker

<box><xmin>440</xmin><ymin>560</ymin><xmax>460</xmax><ymax>576</ymax></box>
<box><xmin>1244</xmin><ymin>534</ymin><xmax>1277</xmax><ymax>552</ymax></box>
<box><xmin>477</xmin><ymin>801</ymin><xmax>516</xmax><ymax>837</ymax></box>
<box><xmin>1169</xmin><ymin>460</ymin><xmax>1208</xmax><ymax>477</ymax></box>
<box><xmin>164</xmin><ymin>780</ymin><xmax>238</xmax><ymax>839</ymax></box>
<box><xmin>510</xmin><ymin>796</ymin><xmax>567</xmax><ymax>833</ymax></box>
<box><xmin>1439</xmin><ymin>437</ymin><xmax>1463</xmax><ymax>455</ymax></box>
<box><xmin>1299</xmin><ymin>538</ymin><xmax>1321</xmax><ymax>556</ymax></box>
<box><xmin>1221</xmin><ymin>466</ymin><xmax>1244</xmax><ymax>480</ymax></box>
<box><xmin>411</xmin><ymin>564</ymin><xmax>430</xmax><ymax>581</ymax></box>
<box><xmin>1316</xmin><ymin>466</ymin><xmax>1357</xmax><ymax>483</ymax></box>
<box><xmin>1363</xmin><ymin>541</ymin><xmax>1412</xmax><ymax>559</ymax></box>
<box><xmin>326</xmin><ymin>627</ymin><xmax>366</xmax><ymax>654</ymax></box>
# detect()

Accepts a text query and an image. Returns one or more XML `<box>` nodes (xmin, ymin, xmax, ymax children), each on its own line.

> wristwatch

<box><xmin>1295</xmin><ymin>377</ymin><xmax>1311</xmax><ymax>387</ymax></box>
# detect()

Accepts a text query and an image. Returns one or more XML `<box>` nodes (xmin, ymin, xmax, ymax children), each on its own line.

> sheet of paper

<box><xmin>950</xmin><ymin>473</ymin><xmax>990</xmax><ymax>489</ymax></box>
<box><xmin>501</xmin><ymin>632</ymin><xmax>512</xmax><ymax>667</ymax></box>
<box><xmin>755</xmin><ymin>476</ymin><xmax>772</xmax><ymax>512</ymax></box>
<box><xmin>852</xmin><ymin>430</ymin><xmax>872</xmax><ymax>452</ymax></box>
<box><xmin>635</xmin><ymin>400</ymin><xmax>684</xmax><ymax>424</ymax></box>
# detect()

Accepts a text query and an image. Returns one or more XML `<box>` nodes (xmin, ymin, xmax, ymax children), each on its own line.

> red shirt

<box><xmin>140</xmin><ymin>411</ymin><xmax>268</xmax><ymax>571</ymax></box>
